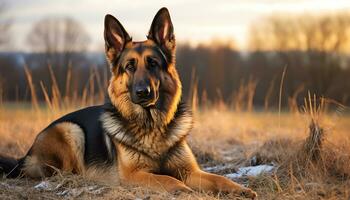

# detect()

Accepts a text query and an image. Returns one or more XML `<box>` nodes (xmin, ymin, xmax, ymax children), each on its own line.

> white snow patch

<box><xmin>34</xmin><ymin>181</ymin><xmax>53</xmax><ymax>190</ymax></box>
<box><xmin>34</xmin><ymin>181</ymin><xmax>107</xmax><ymax>197</ymax></box>
<box><xmin>203</xmin><ymin>163</ymin><xmax>236</xmax><ymax>173</ymax></box>
<box><xmin>225</xmin><ymin>165</ymin><xmax>275</xmax><ymax>179</ymax></box>
<box><xmin>34</xmin><ymin>181</ymin><xmax>64</xmax><ymax>191</ymax></box>
<box><xmin>56</xmin><ymin>185</ymin><xmax>107</xmax><ymax>197</ymax></box>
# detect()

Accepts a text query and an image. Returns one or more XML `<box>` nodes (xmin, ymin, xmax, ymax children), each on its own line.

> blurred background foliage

<box><xmin>1</xmin><ymin>1</ymin><xmax>350</xmax><ymax>110</ymax></box>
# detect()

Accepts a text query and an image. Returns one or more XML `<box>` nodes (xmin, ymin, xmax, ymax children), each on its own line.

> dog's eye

<box><xmin>147</xmin><ymin>57</ymin><xmax>159</xmax><ymax>68</ymax></box>
<box><xmin>125</xmin><ymin>63</ymin><xmax>135</xmax><ymax>72</ymax></box>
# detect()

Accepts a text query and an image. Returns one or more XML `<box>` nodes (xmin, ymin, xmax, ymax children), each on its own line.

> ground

<box><xmin>0</xmin><ymin>105</ymin><xmax>349</xmax><ymax>199</ymax></box>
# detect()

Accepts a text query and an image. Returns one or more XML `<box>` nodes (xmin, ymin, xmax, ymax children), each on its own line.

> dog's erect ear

<box><xmin>147</xmin><ymin>7</ymin><xmax>175</xmax><ymax>62</ymax></box>
<box><xmin>104</xmin><ymin>14</ymin><xmax>131</xmax><ymax>64</ymax></box>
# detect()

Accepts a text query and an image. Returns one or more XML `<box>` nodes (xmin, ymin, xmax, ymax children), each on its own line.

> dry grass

<box><xmin>0</xmin><ymin>98</ymin><xmax>349</xmax><ymax>199</ymax></box>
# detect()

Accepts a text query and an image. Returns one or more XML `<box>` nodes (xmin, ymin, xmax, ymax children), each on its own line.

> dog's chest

<box><xmin>134</xmin><ymin>127</ymin><xmax>174</xmax><ymax>157</ymax></box>
<box><xmin>101</xmin><ymin>104</ymin><xmax>192</xmax><ymax>169</ymax></box>
<box><xmin>116</xmin><ymin>125</ymin><xmax>179</xmax><ymax>158</ymax></box>
<box><xmin>114</xmin><ymin>128</ymin><xmax>182</xmax><ymax>171</ymax></box>
<box><xmin>102</xmin><ymin>113</ymin><xmax>190</xmax><ymax>157</ymax></box>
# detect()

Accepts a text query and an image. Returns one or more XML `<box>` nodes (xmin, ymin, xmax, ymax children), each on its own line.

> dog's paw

<box><xmin>240</xmin><ymin>188</ymin><xmax>257</xmax><ymax>199</ymax></box>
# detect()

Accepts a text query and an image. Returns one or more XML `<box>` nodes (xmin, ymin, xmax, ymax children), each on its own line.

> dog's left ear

<box><xmin>147</xmin><ymin>7</ymin><xmax>175</xmax><ymax>62</ymax></box>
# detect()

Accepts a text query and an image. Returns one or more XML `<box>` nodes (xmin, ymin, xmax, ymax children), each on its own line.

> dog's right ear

<box><xmin>104</xmin><ymin>14</ymin><xmax>131</xmax><ymax>64</ymax></box>
<box><xmin>147</xmin><ymin>8</ymin><xmax>175</xmax><ymax>63</ymax></box>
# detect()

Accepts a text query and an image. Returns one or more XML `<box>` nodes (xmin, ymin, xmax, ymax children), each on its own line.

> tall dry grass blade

<box><xmin>80</xmin><ymin>68</ymin><xmax>97</xmax><ymax>106</ymax></box>
<box><xmin>307</xmin><ymin>91</ymin><xmax>314</xmax><ymax>119</ymax></box>
<box><xmin>72</xmin><ymin>88</ymin><xmax>78</xmax><ymax>107</ymax></box>
<box><xmin>40</xmin><ymin>81</ymin><xmax>53</xmax><ymax>111</ymax></box>
<box><xmin>64</xmin><ymin>61</ymin><xmax>72</xmax><ymax>106</ymax></box>
<box><xmin>81</xmin><ymin>85</ymin><xmax>88</xmax><ymax>106</ymax></box>
<box><xmin>188</xmin><ymin>67</ymin><xmax>199</xmax><ymax>112</ymax></box>
<box><xmin>303</xmin><ymin>97</ymin><xmax>308</xmax><ymax>114</ymax></box>
<box><xmin>103</xmin><ymin>64</ymin><xmax>109</xmax><ymax>90</ymax></box>
<box><xmin>92</xmin><ymin>66</ymin><xmax>105</xmax><ymax>103</ymax></box>
<box><xmin>48</xmin><ymin>64</ymin><xmax>62</xmax><ymax>109</ymax></box>
<box><xmin>313</xmin><ymin>93</ymin><xmax>317</xmax><ymax>114</ymax></box>
<box><xmin>304</xmin><ymin>120</ymin><xmax>325</xmax><ymax>162</ymax></box>
<box><xmin>51</xmin><ymin>85</ymin><xmax>59</xmax><ymax>110</ymax></box>
<box><xmin>191</xmin><ymin>79</ymin><xmax>198</xmax><ymax>113</ymax></box>
<box><xmin>272</xmin><ymin>174</ymin><xmax>283</xmax><ymax>192</ymax></box>
<box><xmin>89</xmin><ymin>67</ymin><xmax>95</xmax><ymax>105</ymax></box>
<box><xmin>233</xmin><ymin>80</ymin><xmax>246</xmax><ymax>112</ymax></box>
<box><xmin>188</xmin><ymin>67</ymin><xmax>196</xmax><ymax>103</ymax></box>
<box><xmin>288</xmin><ymin>84</ymin><xmax>304</xmax><ymax>113</ymax></box>
<box><xmin>278</xmin><ymin>66</ymin><xmax>287</xmax><ymax>129</ymax></box>
<box><xmin>80</xmin><ymin>81</ymin><xmax>89</xmax><ymax>106</ymax></box>
<box><xmin>201</xmin><ymin>90</ymin><xmax>208</xmax><ymax>109</ymax></box>
<box><xmin>247</xmin><ymin>77</ymin><xmax>257</xmax><ymax>112</ymax></box>
<box><xmin>323</xmin><ymin>98</ymin><xmax>347</xmax><ymax>115</ymax></box>
<box><xmin>298</xmin><ymin>94</ymin><xmax>326</xmax><ymax>166</ymax></box>
<box><xmin>264</xmin><ymin>77</ymin><xmax>276</xmax><ymax>111</ymax></box>
<box><xmin>215</xmin><ymin>88</ymin><xmax>226</xmax><ymax>110</ymax></box>
<box><xmin>23</xmin><ymin>64</ymin><xmax>39</xmax><ymax>111</ymax></box>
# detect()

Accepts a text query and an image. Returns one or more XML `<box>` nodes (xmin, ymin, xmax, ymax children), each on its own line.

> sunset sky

<box><xmin>3</xmin><ymin>0</ymin><xmax>350</xmax><ymax>51</ymax></box>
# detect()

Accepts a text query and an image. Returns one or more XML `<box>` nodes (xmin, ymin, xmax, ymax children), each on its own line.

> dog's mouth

<box><xmin>131</xmin><ymin>91</ymin><xmax>159</xmax><ymax>108</ymax></box>
<box><xmin>137</xmin><ymin>99</ymin><xmax>156</xmax><ymax>107</ymax></box>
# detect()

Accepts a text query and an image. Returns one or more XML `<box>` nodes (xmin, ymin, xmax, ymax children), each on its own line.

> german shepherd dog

<box><xmin>0</xmin><ymin>8</ymin><xmax>256</xmax><ymax>199</ymax></box>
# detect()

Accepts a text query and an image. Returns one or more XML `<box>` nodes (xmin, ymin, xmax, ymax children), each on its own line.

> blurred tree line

<box><xmin>180</xmin><ymin>12</ymin><xmax>350</xmax><ymax>109</ymax></box>
<box><xmin>1</xmin><ymin>11</ymin><xmax>350</xmax><ymax>109</ymax></box>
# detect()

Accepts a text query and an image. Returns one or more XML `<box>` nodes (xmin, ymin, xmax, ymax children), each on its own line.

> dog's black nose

<box><xmin>136</xmin><ymin>86</ymin><xmax>151</xmax><ymax>98</ymax></box>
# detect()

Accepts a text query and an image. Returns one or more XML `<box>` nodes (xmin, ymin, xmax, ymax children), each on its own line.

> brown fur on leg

<box><xmin>116</xmin><ymin>143</ymin><xmax>192</xmax><ymax>193</ymax></box>
<box><xmin>164</xmin><ymin>142</ymin><xmax>257</xmax><ymax>199</ymax></box>
<box><xmin>121</xmin><ymin>170</ymin><xmax>193</xmax><ymax>193</ymax></box>
<box><xmin>185</xmin><ymin>170</ymin><xmax>257</xmax><ymax>199</ymax></box>
<box><xmin>23</xmin><ymin>122</ymin><xmax>85</xmax><ymax>178</ymax></box>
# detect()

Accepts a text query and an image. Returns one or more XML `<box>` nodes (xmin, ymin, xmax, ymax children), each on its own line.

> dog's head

<box><xmin>105</xmin><ymin>8</ymin><xmax>181</xmax><ymax>123</ymax></box>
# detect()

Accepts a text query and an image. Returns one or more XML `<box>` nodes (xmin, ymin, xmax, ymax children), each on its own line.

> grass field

<box><xmin>0</xmin><ymin>101</ymin><xmax>349</xmax><ymax>199</ymax></box>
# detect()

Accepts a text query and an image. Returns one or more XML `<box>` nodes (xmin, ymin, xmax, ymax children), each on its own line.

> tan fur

<box><xmin>58</xmin><ymin>122</ymin><xmax>85</xmax><ymax>173</ymax></box>
<box><xmin>116</xmin><ymin>143</ymin><xmax>192</xmax><ymax>193</ymax></box>
<box><xmin>108</xmin><ymin>74</ymin><xmax>141</xmax><ymax>120</ymax></box>
<box><xmin>83</xmin><ymin>165</ymin><xmax>119</xmax><ymax>184</ymax></box>
<box><xmin>23</xmin><ymin>122</ymin><xmax>85</xmax><ymax>178</ymax></box>
<box><xmin>23</xmin><ymin>155</ymin><xmax>45</xmax><ymax>178</ymax></box>
<box><xmin>160</xmin><ymin>62</ymin><xmax>182</xmax><ymax>124</ymax></box>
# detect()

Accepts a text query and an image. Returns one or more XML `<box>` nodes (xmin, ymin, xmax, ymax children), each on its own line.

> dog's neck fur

<box><xmin>101</xmin><ymin>99</ymin><xmax>193</xmax><ymax>159</ymax></box>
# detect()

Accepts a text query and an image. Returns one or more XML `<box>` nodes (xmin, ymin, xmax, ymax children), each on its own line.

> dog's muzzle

<box><xmin>131</xmin><ymin>85</ymin><xmax>158</xmax><ymax>107</ymax></box>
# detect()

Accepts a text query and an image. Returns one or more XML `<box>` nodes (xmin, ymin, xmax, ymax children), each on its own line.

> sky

<box><xmin>3</xmin><ymin>0</ymin><xmax>350</xmax><ymax>51</ymax></box>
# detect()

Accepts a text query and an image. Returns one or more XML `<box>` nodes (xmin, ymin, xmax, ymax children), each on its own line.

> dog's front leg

<box><xmin>185</xmin><ymin>169</ymin><xmax>257</xmax><ymax>199</ymax></box>
<box><xmin>116</xmin><ymin>144</ymin><xmax>192</xmax><ymax>193</ymax></box>
<box><xmin>120</xmin><ymin>170</ymin><xmax>193</xmax><ymax>193</ymax></box>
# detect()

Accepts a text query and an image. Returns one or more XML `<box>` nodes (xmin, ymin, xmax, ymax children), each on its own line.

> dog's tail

<box><xmin>0</xmin><ymin>155</ymin><xmax>25</xmax><ymax>178</ymax></box>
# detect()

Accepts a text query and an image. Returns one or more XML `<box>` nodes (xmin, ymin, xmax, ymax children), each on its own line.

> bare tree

<box><xmin>248</xmin><ymin>12</ymin><xmax>350</xmax><ymax>101</ymax></box>
<box><xmin>27</xmin><ymin>16</ymin><xmax>90</xmax><ymax>65</ymax></box>
<box><xmin>26</xmin><ymin>16</ymin><xmax>91</xmax><ymax>96</ymax></box>
<box><xmin>249</xmin><ymin>13</ymin><xmax>350</xmax><ymax>53</ymax></box>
